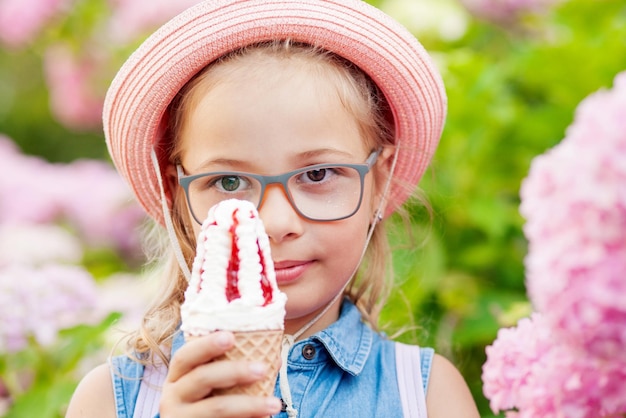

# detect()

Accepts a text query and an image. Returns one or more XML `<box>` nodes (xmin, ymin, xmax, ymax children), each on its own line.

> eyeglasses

<box><xmin>177</xmin><ymin>149</ymin><xmax>380</xmax><ymax>225</ymax></box>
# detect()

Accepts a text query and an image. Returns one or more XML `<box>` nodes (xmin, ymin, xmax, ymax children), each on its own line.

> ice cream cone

<box><xmin>181</xmin><ymin>200</ymin><xmax>287</xmax><ymax>397</ymax></box>
<box><xmin>212</xmin><ymin>329</ymin><xmax>283</xmax><ymax>396</ymax></box>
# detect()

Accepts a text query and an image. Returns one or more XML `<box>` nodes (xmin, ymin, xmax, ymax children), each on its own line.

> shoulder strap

<box><xmin>131</xmin><ymin>332</ymin><xmax>185</xmax><ymax>418</ymax></box>
<box><xmin>133</xmin><ymin>362</ymin><xmax>167</xmax><ymax>418</ymax></box>
<box><xmin>395</xmin><ymin>342</ymin><xmax>434</xmax><ymax>418</ymax></box>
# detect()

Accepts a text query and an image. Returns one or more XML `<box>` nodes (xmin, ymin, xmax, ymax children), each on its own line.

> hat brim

<box><xmin>103</xmin><ymin>0</ymin><xmax>446</xmax><ymax>225</ymax></box>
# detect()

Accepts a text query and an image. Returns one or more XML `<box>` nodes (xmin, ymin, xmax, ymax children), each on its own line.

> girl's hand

<box><xmin>160</xmin><ymin>331</ymin><xmax>282</xmax><ymax>418</ymax></box>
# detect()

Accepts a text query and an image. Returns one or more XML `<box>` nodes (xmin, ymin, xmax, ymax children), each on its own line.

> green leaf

<box><xmin>53</xmin><ymin>312</ymin><xmax>122</xmax><ymax>372</ymax></box>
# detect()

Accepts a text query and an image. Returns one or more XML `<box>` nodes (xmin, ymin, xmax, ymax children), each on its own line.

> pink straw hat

<box><xmin>103</xmin><ymin>0</ymin><xmax>447</xmax><ymax>226</ymax></box>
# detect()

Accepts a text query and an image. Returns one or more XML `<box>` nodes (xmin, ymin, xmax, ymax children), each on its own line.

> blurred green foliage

<box><xmin>1</xmin><ymin>0</ymin><xmax>625</xmax><ymax>416</ymax></box>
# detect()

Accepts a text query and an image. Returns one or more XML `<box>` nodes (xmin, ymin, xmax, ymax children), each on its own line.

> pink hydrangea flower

<box><xmin>482</xmin><ymin>313</ymin><xmax>552</xmax><ymax>413</ymax></box>
<box><xmin>483</xmin><ymin>314</ymin><xmax>626</xmax><ymax>417</ymax></box>
<box><xmin>0</xmin><ymin>264</ymin><xmax>98</xmax><ymax>353</ymax></box>
<box><xmin>59</xmin><ymin>159</ymin><xmax>146</xmax><ymax>258</ymax></box>
<box><xmin>484</xmin><ymin>71</ymin><xmax>626</xmax><ymax>416</ymax></box>
<box><xmin>0</xmin><ymin>136</ymin><xmax>65</xmax><ymax>224</ymax></box>
<box><xmin>43</xmin><ymin>45</ymin><xmax>105</xmax><ymax>130</ymax></box>
<box><xmin>0</xmin><ymin>0</ymin><xmax>70</xmax><ymax>48</ymax></box>
<box><xmin>568</xmin><ymin>72</ymin><xmax>626</xmax><ymax>150</ymax></box>
<box><xmin>521</xmin><ymin>71</ymin><xmax>626</xmax><ymax>361</ymax></box>
<box><xmin>0</xmin><ymin>136</ymin><xmax>145</xmax><ymax>258</ymax></box>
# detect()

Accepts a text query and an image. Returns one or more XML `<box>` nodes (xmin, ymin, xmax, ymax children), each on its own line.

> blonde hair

<box><xmin>124</xmin><ymin>41</ymin><xmax>420</xmax><ymax>364</ymax></box>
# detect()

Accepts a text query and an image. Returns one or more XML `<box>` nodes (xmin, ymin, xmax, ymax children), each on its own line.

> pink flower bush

<box><xmin>0</xmin><ymin>264</ymin><xmax>98</xmax><ymax>353</ymax></box>
<box><xmin>483</xmin><ymin>71</ymin><xmax>626</xmax><ymax>416</ymax></box>
<box><xmin>482</xmin><ymin>314</ymin><xmax>551</xmax><ymax>413</ymax></box>
<box><xmin>484</xmin><ymin>314</ymin><xmax>626</xmax><ymax>417</ymax></box>
<box><xmin>43</xmin><ymin>45</ymin><xmax>106</xmax><ymax>130</ymax></box>
<box><xmin>0</xmin><ymin>136</ymin><xmax>145</xmax><ymax>258</ymax></box>
<box><xmin>0</xmin><ymin>137</ymin><xmax>151</xmax><ymax>411</ymax></box>
<box><xmin>0</xmin><ymin>0</ymin><xmax>70</xmax><ymax>48</ymax></box>
<box><xmin>59</xmin><ymin>159</ymin><xmax>146</xmax><ymax>257</ymax></box>
<box><xmin>0</xmin><ymin>136</ymin><xmax>65</xmax><ymax>223</ymax></box>
<box><xmin>521</xmin><ymin>72</ymin><xmax>626</xmax><ymax>361</ymax></box>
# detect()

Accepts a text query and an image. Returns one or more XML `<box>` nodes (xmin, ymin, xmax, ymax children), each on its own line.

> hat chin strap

<box><xmin>278</xmin><ymin>144</ymin><xmax>399</xmax><ymax>417</ymax></box>
<box><xmin>151</xmin><ymin>149</ymin><xmax>192</xmax><ymax>282</ymax></box>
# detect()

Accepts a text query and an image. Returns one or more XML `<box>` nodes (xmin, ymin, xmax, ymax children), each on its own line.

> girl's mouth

<box><xmin>273</xmin><ymin>260</ymin><xmax>312</xmax><ymax>285</ymax></box>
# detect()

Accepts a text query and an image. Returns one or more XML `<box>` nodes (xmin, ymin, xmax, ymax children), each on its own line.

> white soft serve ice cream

<box><xmin>181</xmin><ymin>199</ymin><xmax>287</xmax><ymax>336</ymax></box>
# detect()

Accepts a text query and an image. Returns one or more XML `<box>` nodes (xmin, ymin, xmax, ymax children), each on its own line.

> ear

<box><xmin>377</xmin><ymin>145</ymin><xmax>396</xmax><ymax>175</ymax></box>
<box><xmin>164</xmin><ymin>163</ymin><xmax>179</xmax><ymax>207</ymax></box>
<box><xmin>370</xmin><ymin>145</ymin><xmax>396</xmax><ymax>219</ymax></box>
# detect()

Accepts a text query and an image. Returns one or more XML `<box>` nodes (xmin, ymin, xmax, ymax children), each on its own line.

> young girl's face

<box><xmin>177</xmin><ymin>53</ymin><xmax>383</xmax><ymax>335</ymax></box>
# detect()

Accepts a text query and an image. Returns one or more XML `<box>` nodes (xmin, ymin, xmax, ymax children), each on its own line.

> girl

<box><xmin>67</xmin><ymin>1</ymin><xmax>480</xmax><ymax>417</ymax></box>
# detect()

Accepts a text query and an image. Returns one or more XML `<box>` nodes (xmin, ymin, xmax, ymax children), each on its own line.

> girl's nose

<box><xmin>258</xmin><ymin>184</ymin><xmax>304</xmax><ymax>243</ymax></box>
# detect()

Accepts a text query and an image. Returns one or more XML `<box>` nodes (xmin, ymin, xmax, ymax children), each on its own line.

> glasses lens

<box><xmin>288</xmin><ymin>165</ymin><xmax>362</xmax><ymax>221</ymax></box>
<box><xmin>184</xmin><ymin>165</ymin><xmax>364</xmax><ymax>223</ymax></box>
<box><xmin>187</xmin><ymin>174</ymin><xmax>262</xmax><ymax>222</ymax></box>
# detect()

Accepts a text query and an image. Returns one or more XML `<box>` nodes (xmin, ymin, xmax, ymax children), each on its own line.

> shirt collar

<box><xmin>309</xmin><ymin>299</ymin><xmax>374</xmax><ymax>376</ymax></box>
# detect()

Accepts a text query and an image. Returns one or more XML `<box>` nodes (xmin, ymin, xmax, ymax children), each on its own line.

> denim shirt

<box><xmin>111</xmin><ymin>300</ymin><xmax>433</xmax><ymax>418</ymax></box>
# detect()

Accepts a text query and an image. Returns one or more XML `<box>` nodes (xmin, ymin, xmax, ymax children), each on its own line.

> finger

<box><xmin>167</xmin><ymin>331</ymin><xmax>234</xmax><ymax>382</ymax></box>
<box><xmin>177</xmin><ymin>359</ymin><xmax>270</xmax><ymax>401</ymax></box>
<box><xmin>183</xmin><ymin>394</ymin><xmax>282</xmax><ymax>418</ymax></box>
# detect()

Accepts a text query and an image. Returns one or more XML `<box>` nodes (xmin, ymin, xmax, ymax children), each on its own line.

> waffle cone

<box><xmin>205</xmin><ymin>329</ymin><xmax>283</xmax><ymax>397</ymax></box>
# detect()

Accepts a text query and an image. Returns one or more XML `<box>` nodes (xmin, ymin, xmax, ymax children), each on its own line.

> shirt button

<box><xmin>302</xmin><ymin>344</ymin><xmax>316</xmax><ymax>360</ymax></box>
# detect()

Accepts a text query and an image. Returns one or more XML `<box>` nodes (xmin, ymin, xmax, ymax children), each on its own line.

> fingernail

<box><xmin>266</xmin><ymin>397</ymin><xmax>282</xmax><ymax>412</ymax></box>
<box><xmin>214</xmin><ymin>332</ymin><xmax>233</xmax><ymax>348</ymax></box>
<box><xmin>249</xmin><ymin>362</ymin><xmax>267</xmax><ymax>376</ymax></box>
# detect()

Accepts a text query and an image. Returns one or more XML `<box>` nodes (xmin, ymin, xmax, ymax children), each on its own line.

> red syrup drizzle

<box><xmin>225</xmin><ymin>210</ymin><xmax>241</xmax><ymax>301</ymax></box>
<box><xmin>258</xmin><ymin>239</ymin><xmax>273</xmax><ymax>306</ymax></box>
<box><xmin>223</xmin><ymin>208</ymin><xmax>274</xmax><ymax>305</ymax></box>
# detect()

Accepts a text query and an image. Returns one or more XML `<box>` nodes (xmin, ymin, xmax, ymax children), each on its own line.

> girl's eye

<box><xmin>298</xmin><ymin>167</ymin><xmax>344</xmax><ymax>185</ymax></box>
<box><xmin>219</xmin><ymin>175</ymin><xmax>242</xmax><ymax>192</ymax></box>
<box><xmin>202</xmin><ymin>175</ymin><xmax>251</xmax><ymax>192</ymax></box>
<box><xmin>305</xmin><ymin>168</ymin><xmax>328</xmax><ymax>183</ymax></box>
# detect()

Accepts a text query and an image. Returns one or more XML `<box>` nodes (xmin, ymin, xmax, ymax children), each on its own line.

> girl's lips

<box><xmin>273</xmin><ymin>260</ymin><xmax>311</xmax><ymax>285</ymax></box>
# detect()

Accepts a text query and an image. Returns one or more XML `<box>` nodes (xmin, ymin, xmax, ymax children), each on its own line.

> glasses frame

<box><xmin>177</xmin><ymin>149</ymin><xmax>381</xmax><ymax>225</ymax></box>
